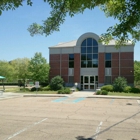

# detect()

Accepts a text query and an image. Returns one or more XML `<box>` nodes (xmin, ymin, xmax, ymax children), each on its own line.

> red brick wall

<box><xmin>120</xmin><ymin>52</ymin><xmax>133</xmax><ymax>59</ymax></box>
<box><xmin>111</xmin><ymin>52</ymin><xmax>134</xmax><ymax>84</ymax></box>
<box><xmin>74</xmin><ymin>53</ymin><xmax>80</xmax><ymax>83</ymax></box>
<box><xmin>120</xmin><ymin>52</ymin><xmax>134</xmax><ymax>84</ymax></box>
<box><xmin>50</xmin><ymin>54</ymin><xmax>69</xmax><ymax>83</ymax></box>
<box><xmin>98</xmin><ymin>53</ymin><xmax>105</xmax><ymax>83</ymax></box>
<box><xmin>49</xmin><ymin>54</ymin><xmax>60</xmax><ymax>80</ymax></box>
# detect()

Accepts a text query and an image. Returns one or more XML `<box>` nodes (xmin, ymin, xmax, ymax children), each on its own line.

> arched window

<box><xmin>81</xmin><ymin>38</ymin><xmax>98</xmax><ymax>68</ymax></box>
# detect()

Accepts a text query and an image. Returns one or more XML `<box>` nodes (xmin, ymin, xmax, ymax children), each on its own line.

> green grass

<box><xmin>108</xmin><ymin>92</ymin><xmax>140</xmax><ymax>97</ymax></box>
<box><xmin>2</xmin><ymin>86</ymin><xmax>58</xmax><ymax>94</ymax></box>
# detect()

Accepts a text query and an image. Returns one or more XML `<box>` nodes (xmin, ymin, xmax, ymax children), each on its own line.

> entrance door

<box><xmin>83</xmin><ymin>76</ymin><xmax>95</xmax><ymax>90</ymax></box>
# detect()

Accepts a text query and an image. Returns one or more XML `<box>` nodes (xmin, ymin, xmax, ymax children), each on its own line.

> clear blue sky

<box><xmin>0</xmin><ymin>1</ymin><xmax>140</xmax><ymax>62</ymax></box>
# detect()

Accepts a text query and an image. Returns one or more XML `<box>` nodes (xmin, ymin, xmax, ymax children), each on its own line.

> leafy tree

<box><xmin>0</xmin><ymin>0</ymin><xmax>33</xmax><ymax>15</ymax></box>
<box><xmin>28</xmin><ymin>52</ymin><xmax>50</xmax><ymax>84</ymax></box>
<box><xmin>27</xmin><ymin>0</ymin><xmax>140</xmax><ymax>46</ymax></box>
<box><xmin>11</xmin><ymin>58</ymin><xmax>31</xmax><ymax>86</ymax></box>
<box><xmin>113</xmin><ymin>76</ymin><xmax>127</xmax><ymax>92</ymax></box>
<box><xmin>0</xmin><ymin>60</ymin><xmax>15</xmax><ymax>82</ymax></box>
<box><xmin>0</xmin><ymin>1</ymin><xmax>140</xmax><ymax>46</ymax></box>
<box><xmin>50</xmin><ymin>75</ymin><xmax>64</xmax><ymax>90</ymax></box>
<box><xmin>134</xmin><ymin>61</ymin><xmax>140</xmax><ymax>84</ymax></box>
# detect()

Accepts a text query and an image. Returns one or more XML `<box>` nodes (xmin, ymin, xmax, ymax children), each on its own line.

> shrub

<box><xmin>50</xmin><ymin>76</ymin><xmax>64</xmax><ymax>91</ymax></box>
<box><xmin>96</xmin><ymin>90</ymin><xmax>101</xmax><ymax>95</ymax></box>
<box><xmin>64</xmin><ymin>88</ymin><xmax>71</xmax><ymax>94</ymax></box>
<box><xmin>113</xmin><ymin>77</ymin><xmax>127</xmax><ymax>92</ymax></box>
<box><xmin>130</xmin><ymin>87</ymin><xmax>140</xmax><ymax>93</ymax></box>
<box><xmin>42</xmin><ymin>85</ymin><xmax>51</xmax><ymax>91</ymax></box>
<box><xmin>123</xmin><ymin>86</ymin><xmax>132</xmax><ymax>93</ymax></box>
<box><xmin>20</xmin><ymin>88</ymin><xmax>30</xmax><ymax>92</ymax></box>
<box><xmin>101</xmin><ymin>90</ymin><xmax>108</xmax><ymax>95</ymax></box>
<box><xmin>101</xmin><ymin>85</ymin><xmax>113</xmax><ymax>92</ymax></box>
<box><xmin>58</xmin><ymin>88</ymin><xmax>70</xmax><ymax>94</ymax></box>
<box><xmin>30</xmin><ymin>87</ymin><xmax>37</xmax><ymax>91</ymax></box>
<box><xmin>30</xmin><ymin>87</ymin><xmax>40</xmax><ymax>91</ymax></box>
<box><xmin>96</xmin><ymin>90</ymin><xmax>108</xmax><ymax>95</ymax></box>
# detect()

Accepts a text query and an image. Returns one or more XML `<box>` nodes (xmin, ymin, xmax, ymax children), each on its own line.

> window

<box><xmin>105</xmin><ymin>53</ymin><xmax>111</xmax><ymax>67</ymax></box>
<box><xmin>81</xmin><ymin>40</ymin><xmax>86</xmax><ymax>46</ymax></box>
<box><xmin>87</xmin><ymin>38</ymin><xmax>92</xmax><ymax>46</ymax></box>
<box><xmin>69</xmin><ymin>54</ymin><xmax>74</xmax><ymax>60</ymax></box>
<box><xmin>105</xmin><ymin>53</ymin><xmax>111</xmax><ymax>60</ymax></box>
<box><xmin>105</xmin><ymin>76</ymin><xmax>112</xmax><ymax>84</ymax></box>
<box><xmin>69</xmin><ymin>76</ymin><xmax>74</xmax><ymax>83</ymax></box>
<box><xmin>69</xmin><ymin>54</ymin><xmax>74</xmax><ymax>68</ymax></box>
<box><xmin>81</xmin><ymin>38</ymin><xmax>98</xmax><ymax>68</ymax></box>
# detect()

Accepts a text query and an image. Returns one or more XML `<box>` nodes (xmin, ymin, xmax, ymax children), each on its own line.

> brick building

<box><xmin>49</xmin><ymin>32</ymin><xmax>134</xmax><ymax>90</ymax></box>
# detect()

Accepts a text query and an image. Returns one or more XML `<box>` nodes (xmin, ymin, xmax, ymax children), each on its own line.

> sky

<box><xmin>0</xmin><ymin>1</ymin><xmax>140</xmax><ymax>62</ymax></box>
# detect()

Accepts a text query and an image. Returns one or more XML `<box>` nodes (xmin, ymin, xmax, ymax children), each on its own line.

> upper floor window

<box><xmin>81</xmin><ymin>38</ymin><xmax>98</xmax><ymax>68</ymax></box>
<box><xmin>69</xmin><ymin>54</ymin><xmax>74</xmax><ymax>68</ymax></box>
<box><xmin>105</xmin><ymin>53</ymin><xmax>111</xmax><ymax>67</ymax></box>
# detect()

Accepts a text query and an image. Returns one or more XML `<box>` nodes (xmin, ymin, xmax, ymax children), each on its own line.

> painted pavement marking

<box><xmin>137</xmin><ymin>100</ymin><xmax>140</xmax><ymax>105</ymax></box>
<box><xmin>110</xmin><ymin>99</ymin><xmax>115</xmax><ymax>104</ymax></box>
<box><xmin>93</xmin><ymin>121</ymin><xmax>103</xmax><ymax>139</ymax></box>
<box><xmin>72</xmin><ymin>97</ymin><xmax>86</xmax><ymax>103</ymax></box>
<box><xmin>52</xmin><ymin>97</ymin><xmax>86</xmax><ymax>103</ymax></box>
<box><xmin>5</xmin><ymin>118</ymin><xmax>48</xmax><ymax>140</ymax></box>
<box><xmin>52</xmin><ymin>97</ymin><xmax>68</xmax><ymax>102</ymax></box>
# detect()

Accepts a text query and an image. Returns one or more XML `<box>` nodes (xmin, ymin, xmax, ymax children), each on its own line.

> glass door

<box><xmin>83</xmin><ymin>75</ymin><xmax>95</xmax><ymax>90</ymax></box>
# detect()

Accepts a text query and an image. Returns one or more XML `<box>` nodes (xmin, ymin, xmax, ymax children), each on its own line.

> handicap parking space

<box><xmin>0</xmin><ymin>97</ymin><xmax>140</xmax><ymax>140</ymax></box>
<box><xmin>52</xmin><ymin>97</ymin><xmax>86</xmax><ymax>103</ymax></box>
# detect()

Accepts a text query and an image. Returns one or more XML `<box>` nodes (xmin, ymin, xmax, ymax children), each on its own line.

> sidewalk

<box><xmin>1</xmin><ymin>91</ymin><xmax>140</xmax><ymax>100</ymax></box>
<box><xmin>23</xmin><ymin>91</ymin><xmax>140</xmax><ymax>100</ymax></box>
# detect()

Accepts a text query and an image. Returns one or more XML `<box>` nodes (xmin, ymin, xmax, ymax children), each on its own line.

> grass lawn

<box><xmin>108</xmin><ymin>92</ymin><xmax>140</xmax><ymax>97</ymax></box>
<box><xmin>2</xmin><ymin>86</ymin><xmax>58</xmax><ymax>94</ymax></box>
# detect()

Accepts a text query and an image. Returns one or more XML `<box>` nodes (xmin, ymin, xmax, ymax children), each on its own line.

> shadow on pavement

<box><xmin>76</xmin><ymin>136</ymin><xmax>95</xmax><ymax>140</ymax></box>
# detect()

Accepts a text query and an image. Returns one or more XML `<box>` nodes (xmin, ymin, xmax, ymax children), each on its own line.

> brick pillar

<box><xmin>98</xmin><ymin>53</ymin><xmax>105</xmax><ymax>84</ymax></box>
<box><xmin>74</xmin><ymin>53</ymin><xmax>80</xmax><ymax>83</ymax></box>
<box><xmin>112</xmin><ymin>53</ymin><xmax>119</xmax><ymax>82</ymax></box>
<box><xmin>49</xmin><ymin>54</ymin><xmax>60</xmax><ymax>81</ymax></box>
<box><xmin>61</xmin><ymin>54</ymin><xmax>68</xmax><ymax>83</ymax></box>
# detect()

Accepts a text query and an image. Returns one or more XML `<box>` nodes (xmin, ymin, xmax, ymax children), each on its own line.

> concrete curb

<box><xmin>23</xmin><ymin>94</ymin><xmax>140</xmax><ymax>100</ymax></box>
<box><xmin>87</xmin><ymin>95</ymin><xmax>140</xmax><ymax>100</ymax></box>
<box><xmin>23</xmin><ymin>94</ymin><xmax>69</xmax><ymax>97</ymax></box>
<box><xmin>3</xmin><ymin>92</ymin><xmax>140</xmax><ymax>100</ymax></box>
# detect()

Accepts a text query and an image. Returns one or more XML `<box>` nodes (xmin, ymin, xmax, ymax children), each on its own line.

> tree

<box><xmin>134</xmin><ymin>61</ymin><xmax>140</xmax><ymax>84</ymax></box>
<box><xmin>27</xmin><ymin>0</ymin><xmax>140</xmax><ymax>46</ymax></box>
<box><xmin>11</xmin><ymin>58</ymin><xmax>31</xmax><ymax>86</ymax></box>
<box><xmin>1</xmin><ymin>1</ymin><xmax>140</xmax><ymax>46</ymax></box>
<box><xmin>0</xmin><ymin>0</ymin><xmax>33</xmax><ymax>15</ymax></box>
<box><xmin>28</xmin><ymin>52</ymin><xmax>50</xmax><ymax>84</ymax></box>
<box><xmin>0</xmin><ymin>60</ymin><xmax>15</xmax><ymax>82</ymax></box>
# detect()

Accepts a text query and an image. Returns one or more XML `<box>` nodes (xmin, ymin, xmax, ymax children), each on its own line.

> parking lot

<box><xmin>0</xmin><ymin>96</ymin><xmax>140</xmax><ymax>140</ymax></box>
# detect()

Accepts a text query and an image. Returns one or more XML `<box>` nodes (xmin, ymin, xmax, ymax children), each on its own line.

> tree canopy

<box><xmin>28</xmin><ymin>52</ymin><xmax>50</xmax><ymax>83</ymax></box>
<box><xmin>11</xmin><ymin>58</ymin><xmax>31</xmax><ymax>85</ymax></box>
<box><xmin>134</xmin><ymin>61</ymin><xmax>140</xmax><ymax>83</ymax></box>
<box><xmin>1</xmin><ymin>0</ymin><xmax>140</xmax><ymax>45</ymax></box>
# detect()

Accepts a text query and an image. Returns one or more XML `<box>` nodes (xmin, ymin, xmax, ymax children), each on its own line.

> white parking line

<box><xmin>94</xmin><ymin>121</ymin><xmax>103</xmax><ymax>139</ymax></box>
<box><xmin>5</xmin><ymin>118</ymin><xmax>48</xmax><ymax>140</ymax></box>
<box><xmin>137</xmin><ymin>100</ymin><xmax>140</xmax><ymax>105</ymax></box>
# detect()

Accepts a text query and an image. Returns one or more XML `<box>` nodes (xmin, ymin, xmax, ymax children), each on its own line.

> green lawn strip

<box><xmin>3</xmin><ymin>87</ymin><xmax>58</xmax><ymax>94</ymax></box>
<box><xmin>15</xmin><ymin>90</ymin><xmax>58</xmax><ymax>94</ymax></box>
<box><xmin>108</xmin><ymin>92</ymin><xmax>140</xmax><ymax>97</ymax></box>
